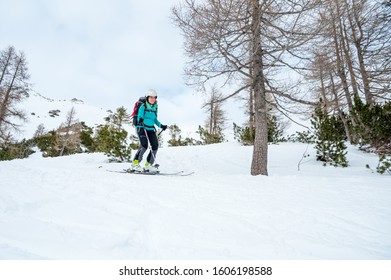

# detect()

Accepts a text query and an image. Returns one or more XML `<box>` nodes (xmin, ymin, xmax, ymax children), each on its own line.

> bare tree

<box><xmin>33</xmin><ymin>123</ymin><xmax>46</xmax><ymax>139</ymax></box>
<box><xmin>0</xmin><ymin>46</ymin><xmax>30</xmax><ymax>143</ymax></box>
<box><xmin>172</xmin><ymin>0</ymin><xmax>320</xmax><ymax>175</ymax></box>
<box><xmin>316</xmin><ymin>0</ymin><xmax>391</xmax><ymax>107</ymax></box>
<box><xmin>202</xmin><ymin>85</ymin><xmax>227</xmax><ymax>135</ymax></box>
<box><xmin>57</xmin><ymin>107</ymin><xmax>81</xmax><ymax>156</ymax></box>
<box><xmin>301</xmin><ymin>0</ymin><xmax>391</xmax><ymax>148</ymax></box>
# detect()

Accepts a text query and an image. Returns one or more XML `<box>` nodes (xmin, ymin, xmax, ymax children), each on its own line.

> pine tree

<box><xmin>80</xmin><ymin>122</ymin><xmax>96</xmax><ymax>152</ymax></box>
<box><xmin>233</xmin><ymin>113</ymin><xmax>285</xmax><ymax>146</ymax></box>
<box><xmin>197</xmin><ymin>125</ymin><xmax>224</xmax><ymax>145</ymax></box>
<box><xmin>95</xmin><ymin>107</ymin><xmax>132</xmax><ymax>162</ymax></box>
<box><xmin>168</xmin><ymin>124</ymin><xmax>201</xmax><ymax>146</ymax></box>
<box><xmin>351</xmin><ymin>97</ymin><xmax>391</xmax><ymax>153</ymax></box>
<box><xmin>312</xmin><ymin>106</ymin><xmax>348</xmax><ymax>167</ymax></box>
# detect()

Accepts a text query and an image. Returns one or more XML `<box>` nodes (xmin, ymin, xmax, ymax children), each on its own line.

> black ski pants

<box><xmin>133</xmin><ymin>128</ymin><xmax>158</xmax><ymax>165</ymax></box>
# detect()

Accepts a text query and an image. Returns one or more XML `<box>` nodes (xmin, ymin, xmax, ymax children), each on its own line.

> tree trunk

<box><xmin>340</xmin><ymin>22</ymin><xmax>360</xmax><ymax>101</ymax></box>
<box><xmin>209</xmin><ymin>101</ymin><xmax>214</xmax><ymax>134</ymax></box>
<box><xmin>344</xmin><ymin>0</ymin><xmax>373</xmax><ymax>105</ymax></box>
<box><xmin>330</xmin><ymin>6</ymin><xmax>353</xmax><ymax>112</ymax></box>
<box><xmin>330</xmin><ymin>73</ymin><xmax>352</xmax><ymax>143</ymax></box>
<box><xmin>251</xmin><ymin>0</ymin><xmax>268</xmax><ymax>176</ymax></box>
<box><xmin>249</xmin><ymin>87</ymin><xmax>255</xmax><ymax>141</ymax></box>
<box><xmin>251</xmin><ymin>79</ymin><xmax>268</xmax><ymax>176</ymax></box>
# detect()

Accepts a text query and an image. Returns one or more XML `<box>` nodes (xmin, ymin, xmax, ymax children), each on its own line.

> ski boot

<box><xmin>144</xmin><ymin>162</ymin><xmax>159</xmax><ymax>174</ymax></box>
<box><xmin>129</xmin><ymin>160</ymin><xmax>143</xmax><ymax>173</ymax></box>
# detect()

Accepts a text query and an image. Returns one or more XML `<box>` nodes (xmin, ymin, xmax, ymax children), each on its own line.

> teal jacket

<box><xmin>137</xmin><ymin>101</ymin><xmax>162</xmax><ymax>131</ymax></box>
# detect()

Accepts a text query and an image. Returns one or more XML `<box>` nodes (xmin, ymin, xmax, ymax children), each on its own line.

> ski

<box><xmin>154</xmin><ymin>171</ymin><xmax>194</xmax><ymax>176</ymax></box>
<box><xmin>106</xmin><ymin>169</ymin><xmax>194</xmax><ymax>176</ymax></box>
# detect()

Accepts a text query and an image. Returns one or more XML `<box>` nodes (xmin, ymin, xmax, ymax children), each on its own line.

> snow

<box><xmin>1</xmin><ymin>142</ymin><xmax>390</xmax><ymax>260</ymax></box>
<box><xmin>15</xmin><ymin>92</ymin><xmax>109</xmax><ymax>140</ymax></box>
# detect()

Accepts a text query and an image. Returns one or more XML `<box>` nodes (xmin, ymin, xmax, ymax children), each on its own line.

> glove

<box><xmin>138</xmin><ymin>118</ymin><xmax>144</xmax><ymax>126</ymax></box>
<box><xmin>161</xmin><ymin>124</ymin><xmax>168</xmax><ymax>131</ymax></box>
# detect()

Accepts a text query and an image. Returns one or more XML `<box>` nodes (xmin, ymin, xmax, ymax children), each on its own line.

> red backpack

<box><xmin>131</xmin><ymin>96</ymin><xmax>146</xmax><ymax>125</ymax></box>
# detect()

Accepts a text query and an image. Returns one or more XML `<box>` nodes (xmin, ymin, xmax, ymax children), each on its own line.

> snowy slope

<box><xmin>15</xmin><ymin>91</ymin><xmax>110</xmax><ymax>140</ymax></box>
<box><xmin>1</xmin><ymin>142</ymin><xmax>390</xmax><ymax>260</ymax></box>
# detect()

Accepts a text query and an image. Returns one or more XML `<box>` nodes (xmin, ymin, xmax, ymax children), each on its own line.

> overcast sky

<box><xmin>0</xmin><ymin>0</ymin><xmax>247</xmax><ymax>135</ymax></box>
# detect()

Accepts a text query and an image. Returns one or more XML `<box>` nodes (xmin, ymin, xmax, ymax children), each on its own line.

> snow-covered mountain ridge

<box><xmin>16</xmin><ymin>91</ymin><xmax>110</xmax><ymax>140</ymax></box>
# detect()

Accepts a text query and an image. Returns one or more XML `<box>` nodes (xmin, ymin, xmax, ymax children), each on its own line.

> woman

<box><xmin>131</xmin><ymin>89</ymin><xmax>167</xmax><ymax>172</ymax></box>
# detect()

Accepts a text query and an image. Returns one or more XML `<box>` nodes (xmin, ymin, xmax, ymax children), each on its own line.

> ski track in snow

<box><xmin>1</xmin><ymin>142</ymin><xmax>390</xmax><ymax>259</ymax></box>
